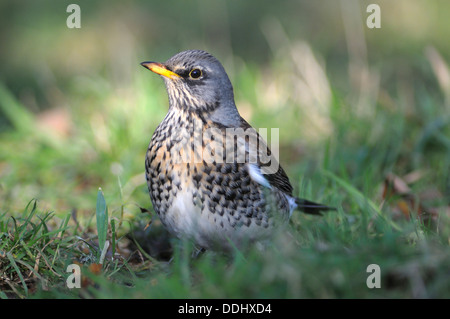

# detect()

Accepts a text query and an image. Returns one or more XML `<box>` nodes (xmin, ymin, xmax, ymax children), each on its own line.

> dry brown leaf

<box><xmin>403</xmin><ymin>170</ymin><xmax>427</xmax><ymax>184</ymax></box>
<box><xmin>397</xmin><ymin>200</ymin><xmax>411</xmax><ymax>218</ymax></box>
<box><xmin>384</xmin><ymin>173</ymin><xmax>411</xmax><ymax>196</ymax></box>
<box><xmin>381</xmin><ymin>172</ymin><xmax>440</xmax><ymax>224</ymax></box>
<box><xmin>88</xmin><ymin>263</ymin><xmax>103</xmax><ymax>275</ymax></box>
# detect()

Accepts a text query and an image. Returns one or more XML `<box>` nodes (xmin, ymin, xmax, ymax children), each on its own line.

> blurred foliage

<box><xmin>1</xmin><ymin>0</ymin><xmax>450</xmax><ymax>109</ymax></box>
<box><xmin>0</xmin><ymin>0</ymin><xmax>449</xmax><ymax>299</ymax></box>
<box><xmin>0</xmin><ymin>0</ymin><xmax>448</xmax><ymax>214</ymax></box>
<box><xmin>0</xmin><ymin>0</ymin><xmax>448</xmax><ymax>213</ymax></box>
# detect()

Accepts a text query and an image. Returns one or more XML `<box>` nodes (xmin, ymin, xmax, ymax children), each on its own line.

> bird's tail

<box><xmin>295</xmin><ymin>198</ymin><xmax>336</xmax><ymax>215</ymax></box>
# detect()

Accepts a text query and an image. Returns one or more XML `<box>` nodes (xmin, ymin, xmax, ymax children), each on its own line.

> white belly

<box><xmin>161</xmin><ymin>190</ymin><xmax>274</xmax><ymax>250</ymax></box>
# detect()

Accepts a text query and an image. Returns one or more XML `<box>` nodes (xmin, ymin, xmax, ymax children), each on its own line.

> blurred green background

<box><xmin>1</xmin><ymin>0</ymin><xmax>449</xmax><ymax>213</ymax></box>
<box><xmin>1</xmin><ymin>0</ymin><xmax>449</xmax><ymax>217</ymax></box>
<box><xmin>0</xmin><ymin>0</ymin><xmax>449</xmax><ymax>299</ymax></box>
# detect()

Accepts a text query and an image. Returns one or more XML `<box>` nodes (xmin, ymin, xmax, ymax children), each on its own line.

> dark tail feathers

<box><xmin>295</xmin><ymin>198</ymin><xmax>336</xmax><ymax>215</ymax></box>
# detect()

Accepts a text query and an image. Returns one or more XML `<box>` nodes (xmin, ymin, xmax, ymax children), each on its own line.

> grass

<box><xmin>0</xmin><ymin>200</ymin><xmax>73</xmax><ymax>298</ymax></box>
<box><xmin>0</xmin><ymin>59</ymin><xmax>448</xmax><ymax>297</ymax></box>
<box><xmin>0</xmin><ymin>2</ymin><xmax>449</xmax><ymax>297</ymax></box>
<box><xmin>1</xmin><ymin>194</ymin><xmax>448</xmax><ymax>298</ymax></box>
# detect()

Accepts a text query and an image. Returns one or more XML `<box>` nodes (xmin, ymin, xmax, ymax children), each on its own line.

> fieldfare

<box><xmin>141</xmin><ymin>50</ymin><xmax>334</xmax><ymax>250</ymax></box>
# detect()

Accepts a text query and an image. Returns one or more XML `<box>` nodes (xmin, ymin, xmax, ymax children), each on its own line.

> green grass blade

<box><xmin>51</xmin><ymin>212</ymin><xmax>72</xmax><ymax>267</ymax></box>
<box><xmin>0</xmin><ymin>83</ymin><xmax>34</xmax><ymax>133</ymax></box>
<box><xmin>17</xmin><ymin>200</ymin><xmax>38</xmax><ymax>241</ymax></box>
<box><xmin>27</xmin><ymin>225</ymin><xmax>71</xmax><ymax>247</ymax></box>
<box><xmin>6</xmin><ymin>252</ymin><xmax>28</xmax><ymax>297</ymax></box>
<box><xmin>130</xmin><ymin>229</ymin><xmax>159</xmax><ymax>264</ymax></box>
<box><xmin>322</xmin><ymin>170</ymin><xmax>401</xmax><ymax>231</ymax></box>
<box><xmin>111</xmin><ymin>218</ymin><xmax>116</xmax><ymax>258</ymax></box>
<box><xmin>96</xmin><ymin>188</ymin><xmax>108</xmax><ymax>258</ymax></box>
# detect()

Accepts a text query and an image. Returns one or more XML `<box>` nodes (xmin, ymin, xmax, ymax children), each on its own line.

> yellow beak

<box><xmin>140</xmin><ymin>62</ymin><xmax>181</xmax><ymax>79</ymax></box>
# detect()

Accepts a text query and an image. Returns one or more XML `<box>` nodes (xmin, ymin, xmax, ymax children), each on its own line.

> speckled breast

<box><xmin>145</xmin><ymin>108</ymin><xmax>289</xmax><ymax>249</ymax></box>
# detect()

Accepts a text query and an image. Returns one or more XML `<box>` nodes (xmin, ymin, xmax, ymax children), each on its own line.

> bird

<box><xmin>141</xmin><ymin>50</ymin><xmax>334</xmax><ymax>251</ymax></box>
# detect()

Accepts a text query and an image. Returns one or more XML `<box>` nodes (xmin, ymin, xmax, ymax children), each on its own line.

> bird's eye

<box><xmin>189</xmin><ymin>68</ymin><xmax>202</xmax><ymax>79</ymax></box>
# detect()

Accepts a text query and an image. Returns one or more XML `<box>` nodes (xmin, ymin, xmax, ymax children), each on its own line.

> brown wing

<box><xmin>238</xmin><ymin>118</ymin><xmax>294</xmax><ymax>196</ymax></box>
<box><xmin>212</xmin><ymin>117</ymin><xmax>335</xmax><ymax>215</ymax></box>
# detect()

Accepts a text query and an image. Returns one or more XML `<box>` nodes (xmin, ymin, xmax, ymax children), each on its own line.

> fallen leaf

<box><xmin>88</xmin><ymin>263</ymin><xmax>102</xmax><ymax>275</ymax></box>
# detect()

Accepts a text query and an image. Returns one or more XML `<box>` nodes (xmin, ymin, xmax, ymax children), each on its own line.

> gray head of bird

<box><xmin>141</xmin><ymin>50</ymin><xmax>241</xmax><ymax>126</ymax></box>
